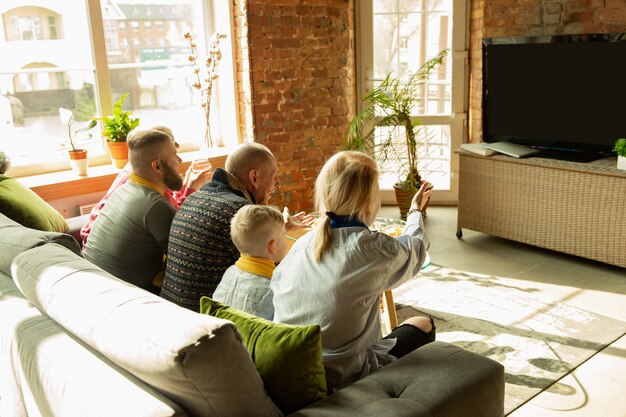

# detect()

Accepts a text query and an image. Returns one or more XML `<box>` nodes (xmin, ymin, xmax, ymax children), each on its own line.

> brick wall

<box><xmin>469</xmin><ymin>0</ymin><xmax>626</xmax><ymax>142</ymax></box>
<box><xmin>241</xmin><ymin>0</ymin><xmax>355</xmax><ymax>212</ymax></box>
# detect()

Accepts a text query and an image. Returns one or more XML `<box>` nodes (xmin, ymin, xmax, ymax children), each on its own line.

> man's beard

<box><xmin>162</xmin><ymin>160</ymin><xmax>183</xmax><ymax>191</ymax></box>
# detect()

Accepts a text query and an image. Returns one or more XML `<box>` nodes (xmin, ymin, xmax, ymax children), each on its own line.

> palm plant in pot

<box><xmin>346</xmin><ymin>49</ymin><xmax>448</xmax><ymax>220</ymax></box>
<box><xmin>95</xmin><ymin>93</ymin><xmax>140</xmax><ymax>168</ymax></box>
<box><xmin>59</xmin><ymin>108</ymin><xmax>97</xmax><ymax>176</ymax></box>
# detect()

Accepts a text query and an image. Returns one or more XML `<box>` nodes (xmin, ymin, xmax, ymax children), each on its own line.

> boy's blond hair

<box><xmin>231</xmin><ymin>205</ymin><xmax>284</xmax><ymax>255</ymax></box>
<box><xmin>312</xmin><ymin>151</ymin><xmax>380</xmax><ymax>262</ymax></box>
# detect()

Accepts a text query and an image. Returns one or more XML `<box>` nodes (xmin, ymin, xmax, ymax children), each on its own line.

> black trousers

<box><xmin>383</xmin><ymin>316</ymin><xmax>436</xmax><ymax>358</ymax></box>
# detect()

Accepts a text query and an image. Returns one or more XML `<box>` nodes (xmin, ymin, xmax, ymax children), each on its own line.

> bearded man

<box><xmin>83</xmin><ymin>128</ymin><xmax>184</xmax><ymax>292</ymax></box>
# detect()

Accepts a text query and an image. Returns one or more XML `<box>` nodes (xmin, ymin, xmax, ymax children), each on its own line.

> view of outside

<box><xmin>370</xmin><ymin>0</ymin><xmax>452</xmax><ymax>190</ymax></box>
<box><xmin>0</xmin><ymin>0</ymin><xmax>215</xmax><ymax>171</ymax></box>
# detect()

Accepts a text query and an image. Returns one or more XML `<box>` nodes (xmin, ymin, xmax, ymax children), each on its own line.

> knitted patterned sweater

<box><xmin>160</xmin><ymin>168</ymin><xmax>253</xmax><ymax>311</ymax></box>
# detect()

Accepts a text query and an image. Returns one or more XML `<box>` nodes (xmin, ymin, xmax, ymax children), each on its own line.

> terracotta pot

<box><xmin>68</xmin><ymin>149</ymin><xmax>88</xmax><ymax>176</ymax></box>
<box><xmin>392</xmin><ymin>182</ymin><xmax>430</xmax><ymax>221</ymax></box>
<box><xmin>107</xmin><ymin>141</ymin><xmax>129</xmax><ymax>169</ymax></box>
<box><xmin>392</xmin><ymin>183</ymin><xmax>416</xmax><ymax>221</ymax></box>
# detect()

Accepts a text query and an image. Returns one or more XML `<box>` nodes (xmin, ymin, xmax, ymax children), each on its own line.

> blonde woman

<box><xmin>271</xmin><ymin>151</ymin><xmax>434</xmax><ymax>392</ymax></box>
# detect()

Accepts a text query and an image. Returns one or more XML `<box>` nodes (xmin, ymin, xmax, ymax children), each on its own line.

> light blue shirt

<box><xmin>213</xmin><ymin>265</ymin><xmax>274</xmax><ymax>320</ymax></box>
<box><xmin>271</xmin><ymin>211</ymin><xmax>429</xmax><ymax>391</ymax></box>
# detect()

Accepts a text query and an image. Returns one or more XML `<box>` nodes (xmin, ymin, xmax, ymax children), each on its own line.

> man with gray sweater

<box><xmin>83</xmin><ymin>128</ymin><xmax>183</xmax><ymax>292</ymax></box>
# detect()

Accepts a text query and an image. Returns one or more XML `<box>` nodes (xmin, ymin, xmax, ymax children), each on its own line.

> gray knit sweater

<box><xmin>160</xmin><ymin>168</ymin><xmax>253</xmax><ymax>311</ymax></box>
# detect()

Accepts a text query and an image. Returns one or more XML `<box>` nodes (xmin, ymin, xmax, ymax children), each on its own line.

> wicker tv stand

<box><xmin>456</xmin><ymin>151</ymin><xmax>626</xmax><ymax>268</ymax></box>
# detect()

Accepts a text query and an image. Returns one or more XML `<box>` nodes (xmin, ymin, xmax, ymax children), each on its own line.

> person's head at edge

<box><xmin>311</xmin><ymin>151</ymin><xmax>381</xmax><ymax>262</ymax></box>
<box><xmin>128</xmin><ymin>128</ymin><xmax>183</xmax><ymax>192</ymax></box>
<box><xmin>225</xmin><ymin>143</ymin><xmax>280</xmax><ymax>204</ymax></box>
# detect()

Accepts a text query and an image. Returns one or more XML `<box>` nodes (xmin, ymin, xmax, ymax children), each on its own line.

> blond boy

<box><xmin>212</xmin><ymin>205</ymin><xmax>289</xmax><ymax>320</ymax></box>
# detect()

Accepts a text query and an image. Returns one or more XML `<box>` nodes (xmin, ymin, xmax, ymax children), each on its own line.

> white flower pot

<box><xmin>618</xmin><ymin>155</ymin><xmax>626</xmax><ymax>171</ymax></box>
<box><xmin>69</xmin><ymin>150</ymin><xmax>89</xmax><ymax>176</ymax></box>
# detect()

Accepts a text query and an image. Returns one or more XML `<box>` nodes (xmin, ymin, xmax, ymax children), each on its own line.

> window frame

<box><xmin>356</xmin><ymin>0</ymin><xmax>469</xmax><ymax>205</ymax></box>
<box><xmin>3</xmin><ymin>0</ymin><xmax>239</xmax><ymax>178</ymax></box>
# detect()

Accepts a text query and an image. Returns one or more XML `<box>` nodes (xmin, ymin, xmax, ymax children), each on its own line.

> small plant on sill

<box><xmin>185</xmin><ymin>31</ymin><xmax>227</xmax><ymax>148</ymax></box>
<box><xmin>95</xmin><ymin>94</ymin><xmax>140</xmax><ymax>143</ymax></box>
<box><xmin>0</xmin><ymin>151</ymin><xmax>10</xmax><ymax>175</ymax></box>
<box><xmin>59</xmin><ymin>107</ymin><xmax>97</xmax><ymax>152</ymax></box>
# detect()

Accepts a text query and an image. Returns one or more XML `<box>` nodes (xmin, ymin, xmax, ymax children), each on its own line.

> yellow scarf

<box><xmin>235</xmin><ymin>255</ymin><xmax>275</xmax><ymax>279</ymax></box>
<box><xmin>129</xmin><ymin>173</ymin><xmax>163</xmax><ymax>195</ymax></box>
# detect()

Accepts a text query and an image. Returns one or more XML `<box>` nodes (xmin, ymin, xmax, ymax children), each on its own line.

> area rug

<box><xmin>393</xmin><ymin>264</ymin><xmax>626</xmax><ymax>415</ymax></box>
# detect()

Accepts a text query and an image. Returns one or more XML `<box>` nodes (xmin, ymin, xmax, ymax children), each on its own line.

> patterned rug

<box><xmin>393</xmin><ymin>264</ymin><xmax>626</xmax><ymax>415</ymax></box>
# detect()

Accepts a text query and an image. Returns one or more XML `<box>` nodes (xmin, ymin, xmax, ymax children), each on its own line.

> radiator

<box><xmin>78</xmin><ymin>203</ymin><xmax>98</xmax><ymax>216</ymax></box>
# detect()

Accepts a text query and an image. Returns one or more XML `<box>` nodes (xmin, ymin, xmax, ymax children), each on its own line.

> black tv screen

<box><xmin>482</xmin><ymin>33</ymin><xmax>626</xmax><ymax>158</ymax></box>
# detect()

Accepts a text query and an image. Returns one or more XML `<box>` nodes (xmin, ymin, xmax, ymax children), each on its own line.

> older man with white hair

<box><xmin>160</xmin><ymin>142</ymin><xmax>309</xmax><ymax>311</ymax></box>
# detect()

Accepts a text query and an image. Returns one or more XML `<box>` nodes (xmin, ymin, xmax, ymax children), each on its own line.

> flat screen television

<box><xmin>482</xmin><ymin>33</ymin><xmax>626</xmax><ymax>162</ymax></box>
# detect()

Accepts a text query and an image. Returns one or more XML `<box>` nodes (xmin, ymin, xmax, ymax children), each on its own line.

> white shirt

<box><xmin>271</xmin><ymin>211</ymin><xmax>429</xmax><ymax>391</ymax></box>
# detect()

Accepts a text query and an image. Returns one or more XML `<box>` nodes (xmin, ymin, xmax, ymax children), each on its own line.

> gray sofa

<box><xmin>0</xmin><ymin>212</ymin><xmax>505</xmax><ymax>417</ymax></box>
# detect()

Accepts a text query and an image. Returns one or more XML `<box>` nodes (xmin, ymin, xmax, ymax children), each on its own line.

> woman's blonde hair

<box><xmin>311</xmin><ymin>151</ymin><xmax>380</xmax><ymax>262</ymax></box>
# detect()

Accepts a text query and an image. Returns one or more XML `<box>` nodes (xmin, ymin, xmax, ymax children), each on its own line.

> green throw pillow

<box><xmin>0</xmin><ymin>175</ymin><xmax>68</xmax><ymax>233</ymax></box>
<box><xmin>200</xmin><ymin>296</ymin><xmax>326</xmax><ymax>414</ymax></box>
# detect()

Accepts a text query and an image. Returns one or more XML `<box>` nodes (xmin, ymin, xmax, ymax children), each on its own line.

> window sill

<box><xmin>16</xmin><ymin>147</ymin><xmax>232</xmax><ymax>202</ymax></box>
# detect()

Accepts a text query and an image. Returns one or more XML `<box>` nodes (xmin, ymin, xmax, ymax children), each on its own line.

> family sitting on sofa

<box><xmin>1</xmin><ymin>131</ymin><xmax>505</xmax><ymax>417</ymax></box>
<box><xmin>75</xmin><ymin>126</ymin><xmax>435</xmax><ymax>393</ymax></box>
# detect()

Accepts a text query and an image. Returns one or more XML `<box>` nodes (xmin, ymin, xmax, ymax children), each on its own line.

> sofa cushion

<box><xmin>12</xmin><ymin>243</ymin><xmax>282</xmax><ymax>417</ymax></box>
<box><xmin>287</xmin><ymin>341</ymin><xmax>505</xmax><ymax>417</ymax></box>
<box><xmin>0</xmin><ymin>271</ymin><xmax>187</xmax><ymax>417</ymax></box>
<box><xmin>0</xmin><ymin>174</ymin><xmax>68</xmax><ymax>233</ymax></box>
<box><xmin>201</xmin><ymin>297</ymin><xmax>327</xmax><ymax>414</ymax></box>
<box><xmin>0</xmin><ymin>212</ymin><xmax>80</xmax><ymax>276</ymax></box>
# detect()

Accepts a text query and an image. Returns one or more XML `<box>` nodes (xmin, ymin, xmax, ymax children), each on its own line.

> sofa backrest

<box><xmin>0</xmin><ymin>212</ymin><xmax>80</xmax><ymax>276</ymax></box>
<box><xmin>11</xmin><ymin>243</ymin><xmax>282</xmax><ymax>417</ymax></box>
<box><xmin>0</xmin><ymin>271</ymin><xmax>187</xmax><ymax>417</ymax></box>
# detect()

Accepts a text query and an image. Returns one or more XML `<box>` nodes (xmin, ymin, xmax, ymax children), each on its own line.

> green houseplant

<box><xmin>614</xmin><ymin>138</ymin><xmax>626</xmax><ymax>171</ymax></box>
<box><xmin>95</xmin><ymin>93</ymin><xmax>140</xmax><ymax>168</ymax></box>
<box><xmin>59</xmin><ymin>108</ymin><xmax>97</xmax><ymax>176</ymax></box>
<box><xmin>0</xmin><ymin>151</ymin><xmax>10</xmax><ymax>175</ymax></box>
<box><xmin>346</xmin><ymin>49</ymin><xmax>448</xmax><ymax>219</ymax></box>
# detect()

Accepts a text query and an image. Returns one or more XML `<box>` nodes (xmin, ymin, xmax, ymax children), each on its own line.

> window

<box><xmin>0</xmin><ymin>1</ymin><xmax>237</xmax><ymax>176</ymax></box>
<box><xmin>358</xmin><ymin>0</ymin><xmax>468</xmax><ymax>203</ymax></box>
<box><xmin>47</xmin><ymin>16</ymin><xmax>58</xmax><ymax>39</ymax></box>
<box><xmin>15</xmin><ymin>16</ymin><xmax>42</xmax><ymax>41</ymax></box>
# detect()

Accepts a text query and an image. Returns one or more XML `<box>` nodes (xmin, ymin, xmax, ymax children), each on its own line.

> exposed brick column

<box><xmin>244</xmin><ymin>0</ymin><xmax>356</xmax><ymax>212</ymax></box>
<box><xmin>468</xmin><ymin>0</ymin><xmax>626</xmax><ymax>142</ymax></box>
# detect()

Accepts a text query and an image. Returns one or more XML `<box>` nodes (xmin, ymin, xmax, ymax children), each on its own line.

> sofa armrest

<box><xmin>66</xmin><ymin>214</ymin><xmax>89</xmax><ymax>247</ymax></box>
<box><xmin>289</xmin><ymin>341</ymin><xmax>504</xmax><ymax>417</ymax></box>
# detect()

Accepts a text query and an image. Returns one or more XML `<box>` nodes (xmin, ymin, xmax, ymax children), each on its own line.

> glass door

<box><xmin>356</xmin><ymin>0</ymin><xmax>468</xmax><ymax>204</ymax></box>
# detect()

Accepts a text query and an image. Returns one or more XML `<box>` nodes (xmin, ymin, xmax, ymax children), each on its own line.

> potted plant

<box><xmin>614</xmin><ymin>138</ymin><xmax>626</xmax><ymax>171</ymax></box>
<box><xmin>59</xmin><ymin>108</ymin><xmax>97</xmax><ymax>176</ymax></box>
<box><xmin>345</xmin><ymin>49</ymin><xmax>448</xmax><ymax>219</ymax></box>
<box><xmin>184</xmin><ymin>31</ymin><xmax>227</xmax><ymax>148</ymax></box>
<box><xmin>95</xmin><ymin>93</ymin><xmax>140</xmax><ymax>168</ymax></box>
<box><xmin>0</xmin><ymin>151</ymin><xmax>10</xmax><ymax>175</ymax></box>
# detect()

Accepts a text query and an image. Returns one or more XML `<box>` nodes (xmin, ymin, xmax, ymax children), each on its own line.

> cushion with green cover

<box><xmin>200</xmin><ymin>296</ymin><xmax>326</xmax><ymax>414</ymax></box>
<box><xmin>0</xmin><ymin>174</ymin><xmax>68</xmax><ymax>233</ymax></box>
